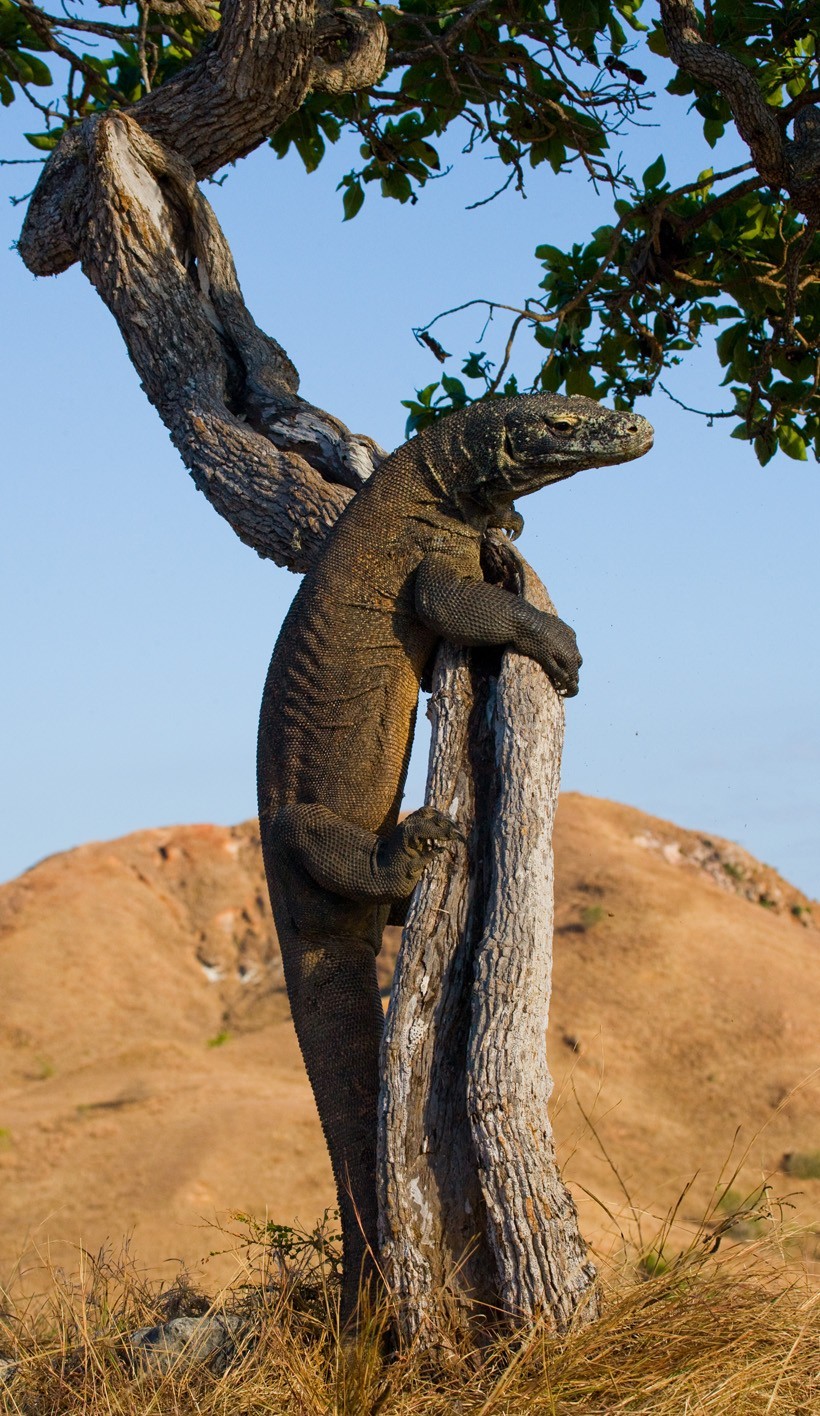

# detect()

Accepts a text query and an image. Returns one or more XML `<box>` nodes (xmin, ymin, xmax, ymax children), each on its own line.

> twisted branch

<box><xmin>19</xmin><ymin>0</ymin><xmax>387</xmax><ymax>277</ymax></box>
<box><xmin>659</xmin><ymin>0</ymin><xmax>820</xmax><ymax>218</ymax></box>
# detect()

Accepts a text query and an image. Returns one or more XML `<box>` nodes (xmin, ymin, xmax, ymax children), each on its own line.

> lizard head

<box><xmin>431</xmin><ymin>393</ymin><xmax>653</xmax><ymax>527</ymax></box>
<box><xmin>497</xmin><ymin>394</ymin><xmax>654</xmax><ymax>489</ymax></box>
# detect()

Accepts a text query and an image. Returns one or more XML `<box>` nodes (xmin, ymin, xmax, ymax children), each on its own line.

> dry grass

<box><xmin>0</xmin><ymin>1201</ymin><xmax>818</xmax><ymax>1416</ymax></box>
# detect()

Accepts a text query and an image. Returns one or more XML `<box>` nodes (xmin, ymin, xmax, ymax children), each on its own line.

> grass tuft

<box><xmin>0</xmin><ymin>1204</ymin><xmax>818</xmax><ymax>1414</ymax></box>
<box><xmin>783</xmin><ymin>1151</ymin><xmax>820</xmax><ymax>1181</ymax></box>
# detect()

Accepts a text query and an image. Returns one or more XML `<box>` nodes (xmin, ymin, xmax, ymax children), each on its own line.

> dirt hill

<box><xmin>0</xmin><ymin>795</ymin><xmax>817</xmax><ymax>1294</ymax></box>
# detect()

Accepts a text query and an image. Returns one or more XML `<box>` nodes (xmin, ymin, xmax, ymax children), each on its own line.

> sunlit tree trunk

<box><xmin>379</xmin><ymin>547</ymin><xmax>599</xmax><ymax>1342</ymax></box>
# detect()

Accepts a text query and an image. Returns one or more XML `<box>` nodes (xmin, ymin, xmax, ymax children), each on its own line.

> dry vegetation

<box><xmin>1</xmin><ymin>1195</ymin><xmax>818</xmax><ymax>1416</ymax></box>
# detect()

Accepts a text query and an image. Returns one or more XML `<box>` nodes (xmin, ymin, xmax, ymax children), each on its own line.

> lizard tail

<box><xmin>280</xmin><ymin>932</ymin><xmax>385</xmax><ymax>1326</ymax></box>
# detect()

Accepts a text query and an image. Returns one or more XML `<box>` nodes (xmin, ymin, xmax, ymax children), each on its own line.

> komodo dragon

<box><xmin>257</xmin><ymin>393</ymin><xmax>653</xmax><ymax>1320</ymax></box>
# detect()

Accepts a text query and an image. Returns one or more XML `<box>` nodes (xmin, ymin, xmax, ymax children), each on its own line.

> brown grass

<box><xmin>1</xmin><ymin>1202</ymin><xmax>817</xmax><ymax>1416</ymax></box>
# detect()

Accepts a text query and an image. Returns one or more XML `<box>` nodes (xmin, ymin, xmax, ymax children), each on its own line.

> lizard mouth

<box><xmin>596</xmin><ymin>422</ymin><xmax>654</xmax><ymax>465</ymax></box>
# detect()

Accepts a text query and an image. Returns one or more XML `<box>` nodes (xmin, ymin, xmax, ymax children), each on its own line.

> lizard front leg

<box><xmin>416</xmin><ymin>551</ymin><xmax>583</xmax><ymax>697</ymax></box>
<box><xmin>267</xmin><ymin>801</ymin><xmax>464</xmax><ymax>905</ymax></box>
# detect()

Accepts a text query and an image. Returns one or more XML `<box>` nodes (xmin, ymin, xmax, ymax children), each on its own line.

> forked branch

<box><xmin>70</xmin><ymin>111</ymin><xmax>382</xmax><ymax>568</ymax></box>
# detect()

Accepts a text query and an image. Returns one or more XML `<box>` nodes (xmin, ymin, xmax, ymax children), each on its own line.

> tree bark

<box><xmin>25</xmin><ymin>107</ymin><xmax>382</xmax><ymax>571</ymax></box>
<box><xmin>18</xmin><ymin>0</ymin><xmax>387</xmax><ymax>277</ymax></box>
<box><xmin>379</xmin><ymin>542</ymin><xmax>599</xmax><ymax>1343</ymax></box>
<box><xmin>17</xmin><ymin>0</ymin><xmax>598</xmax><ymax>1343</ymax></box>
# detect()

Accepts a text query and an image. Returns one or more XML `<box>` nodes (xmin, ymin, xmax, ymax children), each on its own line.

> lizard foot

<box><xmin>399</xmin><ymin>806</ymin><xmax>466</xmax><ymax>850</ymax></box>
<box><xmin>379</xmin><ymin>807</ymin><xmax>465</xmax><ymax>894</ymax></box>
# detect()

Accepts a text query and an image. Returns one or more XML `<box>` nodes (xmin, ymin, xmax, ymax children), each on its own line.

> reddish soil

<box><xmin>1</xmin><ymin>795</ymin><xmax>817</xmax><ymax>1294</ymax></box>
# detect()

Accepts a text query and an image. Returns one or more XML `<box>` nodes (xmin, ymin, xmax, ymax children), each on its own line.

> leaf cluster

<box><xmin>3</xmin><ymin>0</ymin><xmax>820</xmax><ymax>462</ymax></box>
<box><xmin>1</xmin><ymin>0</ymin><xmax>216</xmax><ymax>148</ymax></box>
<box><xmin>413</xmin><ymin>169</ymin><xmax>820</xmax><ymax>459</ymax></box>
<box><xmin>648</xmin><ymin>0</ymin><xmax>820</xmax><ymax>151</ymax></box>
<box><xmin>399</xmin><ymin>3</ymin><xmax>820</xmax><ymax>462</ymax></box>
<box><xmin>270</xmin><ymin>0</ymin><xmax>650</xmax><ymax>218</ymax></box>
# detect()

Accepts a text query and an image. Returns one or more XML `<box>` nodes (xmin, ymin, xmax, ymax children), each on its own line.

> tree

<box><xmin>4</xmin><ymin>0</ymin><xmax>819</xmax><ymax>1341</ymax></box>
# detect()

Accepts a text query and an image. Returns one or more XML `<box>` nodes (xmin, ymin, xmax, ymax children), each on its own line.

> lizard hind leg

<box><xmin>260</xmin><ymin>802</ymin><xmax>462</xmax><ymax>1327</ymax></box>
<box><xmin>279</xmin><ymin>930</ymin><xmax>385</xmax><ymax>1328</ymax></box>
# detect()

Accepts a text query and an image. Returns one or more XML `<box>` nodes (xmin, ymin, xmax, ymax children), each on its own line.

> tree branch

<box><xmin>65</xmin><ymin>110</ymin><xmax>381</xmax><ymax>568</ymax></box>
<box><xmin>659</xmin><ymin>0</ymin><xmax>785</xmax><ymax>186</ymax></box>
<box><xmin>659</xmin><ymin>0</ymin><xmax>820</xmax><ymax>222</ymax></box>
<box><xmin>18</xmin><ymin>0</ymin><xmax>387</xmax><ymax>276</ymax></box>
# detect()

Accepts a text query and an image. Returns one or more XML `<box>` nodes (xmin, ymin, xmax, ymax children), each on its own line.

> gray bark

<box><xmin>467</xmin><ymin>562</ymin><xmax>599</xmax><ymax>1329</ymax></box>
<box><xmin>379</xmin><ymin>547</ymin><xmax>599</xmax><ymax>1343</ymax></box>
<box><xmin>28</xmin><ymin>109</ymin><xmax>381</xmax><ymax>571</ymax></box>
<box><xmin>17</xmin><ymin>0</ymin><xmax>597</xmax><ymax>1342</ymax></box>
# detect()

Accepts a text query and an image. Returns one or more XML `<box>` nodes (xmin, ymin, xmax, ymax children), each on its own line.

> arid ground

<box><xmin>1</xmin><ymin>793</ymin><xmax>818</xmax><ymax>1296</ymax></box>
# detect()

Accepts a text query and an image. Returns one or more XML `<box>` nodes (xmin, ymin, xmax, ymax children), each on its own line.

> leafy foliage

<box><xmin>0</xmin><ymin>0</ymin><xmax>216</xmax><ymax>146</ymax></box>
<box><xmin>400</xmin><ymin>2</ymin><xmax>820</xmax><ymax>458</ymax></box>
<box><xmin>3</xmin><ymin>0</ymin><xmax>820</xmax><ymax>461</ymax></box>
<box><xmin>269</xmin><ymin>0</ymin><xmax>649</xmax><ymax>216</ymax></box>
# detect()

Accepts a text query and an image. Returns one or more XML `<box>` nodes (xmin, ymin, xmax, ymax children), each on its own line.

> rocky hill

<box><xmin>0</xmin><ymin>795</ymin><xmax>817</xmax><ymax>1292</ymax></box>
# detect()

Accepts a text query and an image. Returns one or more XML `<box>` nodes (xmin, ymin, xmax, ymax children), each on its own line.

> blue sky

<box><xmin>2</xmin><ymin>49</ymin><xmax>819</xmax><ymax>898</ymax></box>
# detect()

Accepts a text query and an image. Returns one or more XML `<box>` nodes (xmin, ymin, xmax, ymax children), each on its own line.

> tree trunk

<box><xmin>379</xmin><ymin>540</ymin><xmax>599</xmax><ymax>1343</ymax></box>
<box><xmin>17</xmin><ymin>2</ymin><xmax>598</xmax><ymax>1343</ymax></box>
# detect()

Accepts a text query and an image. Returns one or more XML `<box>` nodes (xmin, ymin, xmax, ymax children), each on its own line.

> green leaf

<box><xmin>703</xmin><ymin>117</ymin><xmax>725</xmax><ymax>148</ymax></box>
<box><xmin>18</xmin><ymin>51</ymin><xmax>51</xmax><ymax>85</ymax></box>
<box><xmin>560</xmin><ymin>0</ymin><xmax>608</xmax><ymax>51</ymax></box>
<box><xmin>589</xmin><ymin>224</ymin><xmax>616</xmax><ymax>256</ymax></box>
<box><xmin>646</xmin><ymin>22</ymin><xmax>668</xmax><ymax>55</ymax></box>
<box><xmin>642</xmin><ymin>154</ymin><xmax>666</xmax><ymax>188</ymax></box>
<box><xmin>565</xmin><ymin>363</ymin><xmax>597</xmax><ymax>396</ymax></box>
<box><xmin>461</xmin><ymin>351</ymin><xmax>489</xmax><ymax>381</ymax></box>
<box><xmin>615</xmin><ymin>0</ymin><xmax>647</xmax><ymax>32</ymax></box>
<box><xmin>24</xmin><ymin>130</ymin><xmax>59</xmax><ymax>150</ymax></box>
<box><xmin>715</xmin><ymin>322</ymin><xmax>745</xmax><ymax>367</ymax></box>
<box><xmin>538</xmin><ymin>360</ymin><xmax>564</xmax><ymax>392</ymax></box>
<box><xmin>341</xmin><ymin>181</ymin><xmax>364</xmax><ymax>221</ymax></box>
<box><xmin>441</xmin><ymin>373</ymin><xmax>468</xmax><ymax>404</ymax></box>
<box><xmin>380</xmin><ymin>169</ymin><xmax>413</xmax><ymax>203</ymax></box>
<box><xmin>777</xmin><ymin>424</ymin><xmax>807</xmax><ymax>461</ymax></box>
<box><xmin>534</xmin><ymin>243</ymin><xmax>566</xmax><ymax>266</ymax></box>
<box><xmin>317</xmin><ymin>112</ymin><xmax>341</xmax><ymax>143</ymax></box>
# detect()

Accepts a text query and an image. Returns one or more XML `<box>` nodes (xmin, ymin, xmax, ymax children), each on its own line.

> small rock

<box><xmin>0</xmin><ymin>1357</ymin><xmax>18</xmax><ymax>1387</ymax></box>
<box><xmin>128</xmin><ymin>1314</ymin><xmax>243</xmax><ymax>1375</ymax></box>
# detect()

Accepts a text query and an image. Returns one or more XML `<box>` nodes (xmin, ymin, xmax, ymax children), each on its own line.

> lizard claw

<box><xmin>400</xmin><ymin>806</ymin><xmax>466</xmax><ymax>851</ymax></box>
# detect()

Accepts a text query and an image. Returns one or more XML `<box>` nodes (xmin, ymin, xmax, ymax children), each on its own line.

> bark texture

<box><xmin>379</xmin><ymin>543</ymin><xmax>599</xmax><ymax>1342</ymax></box>
<box><xmin>18</xmin><ymin>0</ymin><xmax>387</xmax><ymax>277</ymax></box>
<box><xmin>27</xmin><ymin>108</ymin><xmax>383</xmax><ymax>570</ymax></box>
<box><xmin>466</xmin><ymin>562</ymin><xmax>598</xmax><ymax>1328</ymax></box>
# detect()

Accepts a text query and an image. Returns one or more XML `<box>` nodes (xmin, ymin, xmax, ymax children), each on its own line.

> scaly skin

<box><xmin>257</xmin><ymin>394</ymin><xmax>653</xmax><ymax>1321</ymax></box>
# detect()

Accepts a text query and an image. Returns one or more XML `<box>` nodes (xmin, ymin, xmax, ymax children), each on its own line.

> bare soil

<box><xmin>0</xmin><ymin>794</ymin><xmax>817</xmax><ymax>1294</ymax></box>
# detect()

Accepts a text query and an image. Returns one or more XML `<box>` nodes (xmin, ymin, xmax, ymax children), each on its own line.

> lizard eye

<box><xmin>546</xmin><ymin>418</ymin><xmax>575</xmax><ymax>434</ymax></box>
